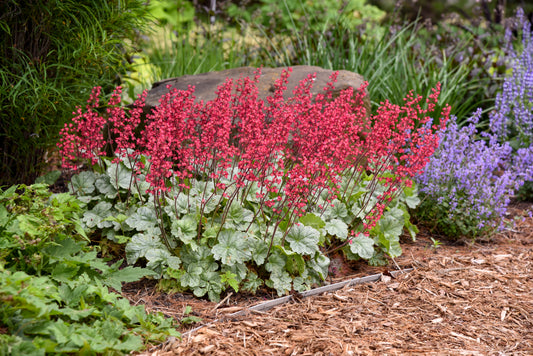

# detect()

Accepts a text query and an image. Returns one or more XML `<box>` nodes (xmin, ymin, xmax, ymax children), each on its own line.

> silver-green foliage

<box><xmin>71</xmin><ymin>156</ymin><xmax>420</xmax><ymax>301</ymax></box>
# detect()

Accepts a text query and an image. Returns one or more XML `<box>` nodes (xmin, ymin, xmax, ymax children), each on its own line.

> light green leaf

<box><xmin>144</xmin><ymin>248</ymin><xmax>177</xmax><ymax>273</ymax></box>
<box><xmin>107</xmin><ymin>162</ymin><xmax>133</xmax><ymax>190</ymax></box>
<box><xmin>70</xmin><ymin>171</ymin><xmax>96</xmax><ymax>195</ymax></box>
<box><xmin>220</xmin><ymin>271</ymin><xmax>239</xmax><ymax>293</ymax></box>
<box><xmin>267</xmin><ymin>270</ymin><xmax>292</xmax><ymax>296</ymax></box>
<box><xmin>402</xmin><ymin>185</ymin><xmax>421</xmax><ymax>209</ymax></box>
<box><xmin>379</xmin><ymin>215</ymin><xmax>404</xmax><ymax>240</ymax></box>
<box><xmin>197</xmin><ymin>194</ymin><xmax>221</xmax><ymax>214</ymax></box>
<box><xmin>299</xmin><ymin>213</ymin><xmax>325</xmax><ymax>230</ymax></box>
<box><xmin>265</xmin><ymin>251</ymin><xmax>286</xmax><ymax>273</ymax></box>
<box><xmin>349</xmin><ymin>233</ymin><xmax>375</xmax><ymax>259</ymax></box>
<box><xmin>125</xmin><ymin>232</ymin><xmax>166</xmax><ymax>265</ymax></box>
<box><xmin>171</xmin><ymin>214</ymin><xmax>198</xmax><ymax>244</ymax></box>
<box><xmin>225</xmin><ymin>202</ymin><xmax>254</xmax><ymax>229</ymax></box>
<box><xmin>286</xmin><ymin>224</ymin><xmax>320</xmax><ymax>255</ymax></box>
<box><xmin>325</xmin><ymin>219</ymin><xmax>348</xmax><ymax>240</ymax></box>
<box><xmin>242</xmin><ymin>271</ymin><xmax>263</xmax><ymax>294</ymax></box>
<box><xmin>126</xmin><ymin>206</ymin><xmax>158</xmax><ymax>231</ymax></box>
<box><xmin>306</xmin><ymin>253</ymin><xmax>330</xmax><ymax>280</ymax></box>
<box><xmin>325</xmin><ymin>199</ymin><xmax>348</xmax><ymax>220</ymax></box>
<box><xmin>250</xmin><ymin>237</ymin><xmax>269</xmax><ymax>265</ymax></box>
<box><xmin>106</xmin><ymin>267</ymin><xmax>158</xmax><ymax>292</ymax></box>
<box><xmin>211</xmin><ymin>230</ymin><xmax>250</xmax><ymax>266</ymax></box>
<box><xmin>95</xmin><ymin>175</ymin><xmax>118</xmax><ymax>198</ymax></box>
<box><xmin>82</xmin><ymin>201</ymin><xmax>113</xmax><ymax>229</ymax></box>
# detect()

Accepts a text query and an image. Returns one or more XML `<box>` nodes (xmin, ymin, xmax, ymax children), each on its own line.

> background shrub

<box><xmin>0</xmin><ymin>0</ymin><xmax>148</xmax><ymax>186</ymax></box>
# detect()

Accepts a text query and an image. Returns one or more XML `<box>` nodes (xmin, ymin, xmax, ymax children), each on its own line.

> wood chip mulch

<box><xmin>129</xmin><ymin>205</ymin><xmax>533</xmax><ymax>356</ymax></box>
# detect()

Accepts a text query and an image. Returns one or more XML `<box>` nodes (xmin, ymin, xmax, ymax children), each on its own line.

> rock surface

<box><xmin>144</xmin><ymin>65</ymin><xmax>369</xmax><ymax>112</ymax></box>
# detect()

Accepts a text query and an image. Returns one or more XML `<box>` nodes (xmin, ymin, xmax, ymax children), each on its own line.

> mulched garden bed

<box><xmin>126</xmin><ymin>204</ymin><xmax>533</xmax><ymax>355</ymax></box>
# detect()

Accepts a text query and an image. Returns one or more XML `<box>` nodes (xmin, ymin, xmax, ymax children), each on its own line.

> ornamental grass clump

<box><xmin>58</xmin><ymin>68</ymin><xmax>448</xmax><ymax>300</ymax></box>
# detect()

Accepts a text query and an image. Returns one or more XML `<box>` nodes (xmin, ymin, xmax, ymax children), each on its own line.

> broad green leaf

<box><xmin>16</xmin><ymin>214</ymin><xmax>43</xmax><ymax>237</ymax></box>
<box><xmin>379</xmin><ymin>214</ymin><xmax>404</xmax><ymax>240</ymax></box>
<box><xmin>325</xmin><ymin>218</ymin><xmax>348</xmax><ymax>240</ymax></box>
<box><xmin>211</xmin><ymin>230</ymin><xmax>250</xmax><ymax>266</ymax></box>
<box><xmin>105</xmin><ymin>267</ymin><xmax>159</xmax><ymax>292</ymax></box>
<box><xmin>82</xmin><ymin>201</ymin><xmax>113</xmax><ymax>229</ymax></box>
<box><xmin>107</xmin><ymin>162</ymin><xmax>133</xmax><ymax>190</ymax></box>
<box><xmin>265</xmin><ymin>251</ymin><xmax>286</xmax><ymax>273</ymax></box>
<box><xmin>0</xmin><ymin>185</ymin><xmax>17</xmax><ymax>200</ymax></box>
<box><xmin>144</xmin><ymin>248</ymin><xmax>176</xmax><ymax>274</ymax></box>
<box><xmin>220</xmin><ymin>271</ymin><xmax>239</xmax><ymax>292</ymax></box>
<box><xmin>225</xmin><ymin>202</ymin><xmax>254</xmax><ymax>229</ymax></box>
<box><xmin>299</xmin><ymin>213</ymin><xmax>325</xmax><ymax>230</ymax></box>
<box><xmin>126</xmin><ymin>206</ymin><xmax>158</xmax><ymax>231</ymax></box>
<box><xmin>250</xmin><ymin>237</ymin><xmax>269</xmax><ymax>265</ymax></box>
<box><xmin>378</xmin><ymin>236</ymin><xmax>403</xmax><ymax>257</ymax></box>
<box><xmin>171</xmin><ymin>214</ymin><xmax>198</xmax><ymax>244</ymax></box>
<box><xmin>325</xmin><ymin>199</ymin><xmax>348</xmax><ymax>220</ymax></box>
<box><xmin>125</xmin><ymin>233</ymin><xmax>166</xmax><ymax>265</ymax></box>
<box><xmin>95</xmin><ymin>175</ymin><xmax>118</xmax><ymax>198</ymax></box>
<box><xmin>266</xmin><ymin>270</ymin><xmax>292</xmax><ymax>296</ymax></box>
<box><xmin>197</xmin><ymin>194</ymin><xmax>220</xmax><ymax>214</ymax></box>
<box><xmin>70</xmin><ymin>171</ymin><xmax>96</xmax><ymax>195</ymax></box>
<box><xmin>222</xmin><ymin>262</ymin><xmax>248</xmax><ymax>280</ymax></box>
<box><xmin>403</xmin><ymin>185</ymin><xmax>421</xmax><ymax>209</ymax></box>
<box><xmin>349</xmin><ymin>233</ymin><xmax>375</xmax><ymax>259</ymax></box>
<box><xmin>306</xmin><ymin>253</ymin><xmax>330</xmax><ymax>280</ymax></box>
<box><xmin>285</xmin><ymin>253</ymin><xmax>306</xmax><ymax>276</ymax></box>
<box><xmin>35</xmin><ymin>170</ymin><xmax>61</xmax><ymax>185</ymax></box>
<box><xmin>286</xmin><ymin>224</ymin><xmax>320</xmax><ymax>255</ymax></box>
<box><xmin>165</xmin><ymin>193</ymin><xmax>194</xmax><ymax>216</ymax></box>
<box><xmin>180</xmin><ymin>245</ymin><xmax>218</xmax><ymax>271</ymax></box>
<box><xmin>242</xmin><ymin>271</ymin><xmax>263</xmax><ymax>294</ymax></box>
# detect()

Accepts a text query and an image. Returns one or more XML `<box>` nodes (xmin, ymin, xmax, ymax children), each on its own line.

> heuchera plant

<box><xmin>59</xmin><ymin>68</ymin><xmax>448</xmax><ymax>300</ymax></box>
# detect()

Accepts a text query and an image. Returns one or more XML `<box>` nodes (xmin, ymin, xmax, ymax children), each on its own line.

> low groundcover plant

<box><xmin>58</xmin><ymin>68</ymin><xmax>449</xmax><ymax>300</ymax></box>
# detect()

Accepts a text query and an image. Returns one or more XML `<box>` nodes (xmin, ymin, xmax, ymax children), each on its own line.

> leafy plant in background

<box><xmin>224</xmin><ymin>0</ymin><xmax>385</xmax><ymax>33</ymax></box>
<box><xmin>0</xmin><ymin>184</ymin><xmax>180</xmax><ymax>355</ymax></box>
<box><xmin>58</xmin><ymin>69</ymin><xmax>449</xmax><ymax>300</ymax></box>
<box><xmin>0</xmin><ymin>0</ymin><xmax>149</xmax><ymax>186</ymax></box>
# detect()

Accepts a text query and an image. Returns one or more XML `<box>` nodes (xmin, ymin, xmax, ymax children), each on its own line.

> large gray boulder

<box><xmin>144</xmin><ymin>65</ymin><xmax>369</xmax><ymax>113</ymax></box>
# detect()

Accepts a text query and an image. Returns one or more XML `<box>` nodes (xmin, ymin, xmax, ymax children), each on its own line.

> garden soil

<box><xmin>127</xmin><ymin>203</ymin><xmax>533</xmax><ymax>356</ymax></box>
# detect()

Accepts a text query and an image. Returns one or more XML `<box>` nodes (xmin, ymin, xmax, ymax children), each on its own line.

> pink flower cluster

<box><xmin>58</xmin><ymin>68</ymin><xmax>449</xmax><ymax>236</ymax></box>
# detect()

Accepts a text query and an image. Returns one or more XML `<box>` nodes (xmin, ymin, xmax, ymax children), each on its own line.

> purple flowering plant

<box><xmin>415</xmin><ymin>9</ymin><xmax>533</xmax><ymax>238</ymax></box>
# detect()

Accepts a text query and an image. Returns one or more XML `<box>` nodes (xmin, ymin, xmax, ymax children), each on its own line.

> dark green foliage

<box><xmin>0</xmin><ymin>184</ymin><xmax>180</xmax><ymax>355</ymax></box>
<box><xmin>0</xmin><ymin>0</ymin><xmax>148</xmax><ymax>186</ymax></box>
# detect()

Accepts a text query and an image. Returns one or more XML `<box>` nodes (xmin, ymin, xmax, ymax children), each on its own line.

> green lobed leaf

<box><xmin>125</xmin><ymin>232</ymin><xmax>166</xmax><ymax>265</ymax></box>
<box><xmin>171</xmin><ymin>214</ymin><xmax>198</xmax><ymax>244</ymax></box>
<box><xmin>126</xmin><ymin>206</ymin><xmax>158</xmax><ymax>231</ymax></box>
<box><xmin>211</xmin><ymin>230</ymin><xmax>251</xmax><ymax>266</ymax></box>
<box><xmin>69</xmin><ymin>171</ymin><xmax>96</xmax><ymax>196</ymax></box>
<box><xmin>325</xmin><ymin>218</ymin><xmax>349</xmax><ymax>240</ymax></box>
<box><xmin>107</xmin><ymin>161</ymin><xmax>134</xmax><ymax>190</ymax></box>
<box><xmin>266</xmin><ymin>270</ymin><xmax>292</xmax><ymax>296</ymax></box>
<box><xmin>299</xmin><ymin>213</ymin><xmax>325</xmax><ymax>230</ymax></box>
<box><xmin>349</xmin><ymin>233</ymin><xmax>375</xmax><ymax>259</ymax></box>
<box><xmin>95</xmin><ymin>175</ymin><xmax>118</xmax><ymax>199</ymax></box>
<box><xmin>286</xmin><ymin>224</ymin><xmax>320</xmax><ymax>255</ymax></box>
<box><xmin>82</xmin><ymin>201</ymin><xmax>113</xmax><ymax>229</ymax></box>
